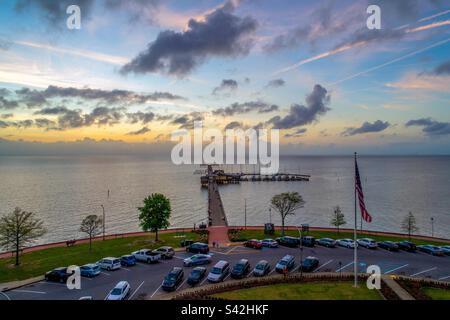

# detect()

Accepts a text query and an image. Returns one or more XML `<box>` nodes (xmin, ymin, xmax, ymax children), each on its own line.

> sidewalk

<box><xmin>382</xmin><ymin>276</ymin><xmax>415</xmax><ymax>300</ymax></box>
<box><xmin>0</xmin><ymin>276</ymin><xmax>44</xmax><ymax>292</ymax></box>
<box><xmin>208</xmin><ymin>226</ymin><xmax>230</xmax><ymax>247</ymax></box>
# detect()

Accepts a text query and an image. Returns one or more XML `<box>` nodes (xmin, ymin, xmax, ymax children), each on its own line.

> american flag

<box><xmin>355</xmin><ymin>157</ymin><xmax>372</xmax><ymax>223</ymax></box>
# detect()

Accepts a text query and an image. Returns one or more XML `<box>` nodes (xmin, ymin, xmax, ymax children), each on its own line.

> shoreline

<box><xmin>1</xmin><ymin>225</ymin><xmax>449</xmax><ymax>259</ymax></box>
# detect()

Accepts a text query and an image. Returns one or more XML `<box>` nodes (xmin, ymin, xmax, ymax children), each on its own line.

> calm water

<box><xmin>0</xmin><ymin>155</ymin><xmax>449</xmax><ymax>246</ymax></box>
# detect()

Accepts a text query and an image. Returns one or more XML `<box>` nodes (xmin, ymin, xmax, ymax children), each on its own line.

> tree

<box><xmin>138</xmin><ymin>193</ymin><xmax>171</xmax><ymax>241</ymax></box>
<box><xmin>330</xmin><ymin>206</ymin><xmax>346</xmax><ymax>234</ymax></box>
<box><xmin>401</xmin><ymin>212</ymin><xmax>418</xmax><ymax>241</ymax></box>
<box><xmin>0</xmin><ymin>207</ymin><xmax>46</xmax><ymax>266</ymax></box>
<box><xmin>79</xmin><ymin>215</ymin><xmax>102</xmax><ymax>251</ymax></box>
<box><xmin>270</xmin><ymin>192</ymin><xmax>305</xmax><ymax>236</ymax></box>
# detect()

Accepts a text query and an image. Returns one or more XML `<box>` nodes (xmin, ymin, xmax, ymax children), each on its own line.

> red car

<box><xmin>244</xmin><ymin>239</ymin><xmax>263</xmax><ymax>249</ymax></box>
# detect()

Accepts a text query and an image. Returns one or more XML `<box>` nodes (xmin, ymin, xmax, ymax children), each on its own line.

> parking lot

<box><xmin>1</xmin><ymin>243</ymin><xmax>449</xmax><ymax>300</ymax></box>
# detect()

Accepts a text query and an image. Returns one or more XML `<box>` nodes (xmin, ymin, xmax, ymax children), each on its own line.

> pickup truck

<box><xmin>132</xmin><ymin>249</ymin><xmax>161</xmax><ymax>263</ymax></box>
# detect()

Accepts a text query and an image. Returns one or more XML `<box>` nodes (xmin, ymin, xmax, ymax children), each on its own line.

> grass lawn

<box><xmin>422</xmin><ymin>287</ymin><xmax>450</xmax><ymax>300</ymax></box>
<box><xmin>230</xmin><ymin>229</ymin><xmax>448</xmax><ymax>246</ymax></box>
<box><xmin>0</xmin><ymin>231</ymin><xmax>203</xmax><ymax>283</ymax></box>
<box><xmin>212</xmin><ymin>281</ymin><xmax>382</xmax><ymax>300</ymax></box>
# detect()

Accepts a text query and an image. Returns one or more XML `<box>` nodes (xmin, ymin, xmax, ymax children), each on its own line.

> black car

<box><xmin>180</xmin><ymin>239</ymin><xmax>195</xmax><ymax>247</ymax></box>
<box><xmin>276</xmin><ymin>236</ymin><xmax>299</xmax><ymax>248</ymax></box>
<box><xmin>378</xmin><ymin>241</ymin><xmax>399</xmax><ymax>251</ymax></box>
<box><xmin>45</xmin><ymin>267</ymin><xmax>70</xmax><ymax>283</ymax></box>
<box><xmin>187</xmin><ymin>267</ymin><xmax>207</xmax><ymax>286</ymax></box>
<box><xmin>397</xmin><ymin>241</ymin><xmax>417</xmax><ymax>252</ymax></box>
<box><xmin>162</xmin><ymin>267</ymin><xmax>184</xmax><ymax>292</ymax></box>
<box><xmin>253</xmin><ymin>260</ymin><xmax>271</xmax><ymax>277</ymax></box>
<box><xmin>231</xmin><ymin>259</ymin><xmax>251</xmax><ymax>279</ymax></box>
<box><xmin>300</xmin><ymin>257</ymin><xmax>319</xmax><ymax>272</ymax></box>
<box><xmin>317</xmin><ymin>238</ymin><xmax>337</xmax><ymax>248</ymax></box>
<box><xmin>186</xmin><ymin>242</ymin><xmax>209</xmax><ymax>254</ymax></box>
<box><xmin>300</xmin><ymin>236</ymin><xmax>315</xmax><ymax>247</ymax></box>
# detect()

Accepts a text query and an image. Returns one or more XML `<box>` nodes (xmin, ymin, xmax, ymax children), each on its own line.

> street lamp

<box><xmin>101</xmin><ymin>204</ymin><xmax>105</xmax><ymax>241</ymax></box>
<box><xmin>297</xmin><ymin>227</ymin><xmax>304</xmax><ymax>278</ymax></box>
<box><xmin>431</xmin><ymin>217</ymin><xmax>434</xmax><ymax>237</ymax></box>
<box><xmin>269</xmin><ymin>208</ymin><xmax>272</xmax><ymax>224</ymax></box>
<box><xmin>244</xmin><ymin>198</ymin><xmax>247</xmax><ymax>230</ymax></box>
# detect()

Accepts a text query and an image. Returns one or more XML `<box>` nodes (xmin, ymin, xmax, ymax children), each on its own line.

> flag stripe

<box><xmin>355</xmin><ymin>159</ymin><xmax>372</xmax><ymax>223</ymax></box>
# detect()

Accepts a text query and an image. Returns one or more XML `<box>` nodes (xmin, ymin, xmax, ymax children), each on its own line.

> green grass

<box><xmin>422</xmin><ymin>287</ymin><xmax>450</xmax><ymax>300</ymax></box>
<box><xmin>0</xmin><ymin>231</ymin><xmax>204</xmax><ymax>283</ymax></box>
<box><xmin>230</xmin><ymin>229</ymin><xmax>448</xmax><ymax>246</ymax></box>
<box><xmin>212</xmin><ymin>281</ymin><xmax>382</xmax><ymax>300</ymax></box>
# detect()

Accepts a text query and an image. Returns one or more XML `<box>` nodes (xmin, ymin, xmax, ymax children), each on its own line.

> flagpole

<box><xmin>354</xmin><ymin>152</ymin><xmax>358</xmax><ymax>287</ymax></box>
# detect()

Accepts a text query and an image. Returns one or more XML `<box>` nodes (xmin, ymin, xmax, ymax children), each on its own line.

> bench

<box><xmin>66</xmin><ymin>239</ymin><xmax>76</xmax><ymax>247</ymax></box>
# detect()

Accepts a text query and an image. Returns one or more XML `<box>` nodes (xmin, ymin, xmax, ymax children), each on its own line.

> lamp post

<box><xmin>297</xmin><ymin>227</ymin><xmax>303</xmax><ymax>278</ymax></box>
<box><xmin>431</xmin><ymin>217</ymin><xmax>434</xmax><ymax>237</ymax></box>
<box><xmin>269</xmin><ymin>208</ymin><xmax>272</xmax><ymax>224</ymax></box>
<box><xmin>101</xmin><ymin>204</ymin><xmax>105</xmax><ymax>241</ymax></box>
<box><xmin>244</xmin><ymin>198</ymin><xmax>247</xmax><ymax>230</ymax></box>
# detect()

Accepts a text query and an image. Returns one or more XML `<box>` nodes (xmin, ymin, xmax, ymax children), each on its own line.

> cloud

<box><xmin>284</xmin><ymin>128</ymin><xmax>307</xmax><ymax>138</ymax></box>
<box><xmin>430</xmin><ymin>59</ymin><xmax>450</xmax><ymax>75</ymax></box>
<box><xmin>0</xmin><ymin>97</ymin><xmax>19</xmax><ymax>110</ymax></box>
<box><xmin>170</xmin><ymin>112</ymin><xmax>204</xmax><ymax>129</ymax></box>
<box><xmin>212</xmin><ymin>79</ymin><xmax>238</xmax><ymax>95</ymax></box>
<box><xmin>406</xmin><ymin>118</ymin><xmax>450</xmax><ymax>136</ymax></box>
<box><xmin>120</xmin><ymin>3</ymin><xmax>257</xmax><ymax>76</ymax></box>
<box><xmin>268</xmin><ymin>84</ymin><xmax>330</xmax><ymax>129</ymax></box>
<box><xmin>127</xmin><ymin>126</ymin><xmax>151</xmax><ymax>136</ymax></box>
<box><xmin>212</xmin><ymin>101</ymin><xmax>279</xmax><ymax>117</ymax></box>
<box><xmin>342</xmin><ymin>120</ymin><xmax>391</xmax><ymax>136</ymax></box>
<box><xmin>1</xmin><ymin>113</ymin><xmax>13</xmax><ymax>119</ymax></box>
<box><xmin>49</xmin><ymin>106</ymin><xmax>124</xmax><ymax>130</ymax></box>
<box><xmin>126</xmin><ymin>111</ymin><xmax>156</xmax><ymax>124</ymax></box>
<box><xmin>34</xmin><ymin>106</ymin><xmax>71</xmax><ymax>115</ymax></box>
<box><xmin>224</xmin><ymin>121</ymin><xmax>245</xmax><ymax>130</ymax></box>
<box><xmin>386</xmin><ymin>72</ymin><xmax>450</xmax><ymax>92</ymax></box>
<box><xmin>266</xmin><ymin>79</ymin><xmax>285</xmax><ymax>88</ymax></box>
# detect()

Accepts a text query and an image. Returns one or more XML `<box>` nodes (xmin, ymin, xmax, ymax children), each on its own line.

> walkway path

<box><xmin>208</xmin><ymin>226</ymin><xmax>230</xmax><ymax>247</ymax></box>
<box><xmin>207</xmin><ymin>173</ymin><xmax>228</xmax><ymax>227</ymax></box>
<box><xmin>382</xmin><ymin>276</ymin><xmax>415</xmax><ymax>300</ymax></box>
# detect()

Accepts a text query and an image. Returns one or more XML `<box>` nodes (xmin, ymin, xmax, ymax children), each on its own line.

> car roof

<box><xmin>193</xmin><ymin>242</ymin><xmax>207</xmax><ymax>246</ymax></box>
<box><xmin>281</xmin><ymin>255</ymin><xmax>294</xmax><ymax>260</ymax></box>
<box><xmin>214</xmin><ymin>260</ymin><xmax>229</xmax><ymax>268</ymax></box>
<box><xmin>103</xmin><ymin>257</ymin><xmax>118</xmax><ymax>260</ymax></box>
<box><xmin>54</xmin><ymin>267</ymin><xmax>67</xmax><ymax>271</ymax></box>
<box><xmin>192</xmin><ymin>266</ymin><xmax>207</xmax><ymax>271</ymax></box>
<box><xmin>257</xmin><ymin>260</ymin><xmax>268</xmax><ymax>264</ymax></box>
<box><xmin>237</xmin><ymin>259</ymin><xmax>249</xmax><ymax>264</ymax></box>
<box><xmin>82</xmin><ymin>263</ymin><xmax>97</xmax><ymax>267</ymax></box>
<box><xmin>159</xmin><ymin>246</ymin><xmax>173</xmax><ymax>249</ymax></box>
<box><xmin>115</xmin><ymin>281</ymin><xmax>129</xmax><ymax>288</ymax></box>
<box><xmin>171</xmin><ymin>267</ymin><xmax>183</xmax><ymax>272</ymax></box>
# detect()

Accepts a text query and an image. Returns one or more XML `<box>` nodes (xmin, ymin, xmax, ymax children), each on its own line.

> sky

<box><xmin>0</xmin><ymin>0</ymin><xmax>449</xmax><ymax>155</ymax></box>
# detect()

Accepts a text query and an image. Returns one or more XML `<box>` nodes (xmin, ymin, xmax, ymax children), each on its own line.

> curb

<box><xmin>0</xmin><ymin>276</ymin><xmax>44</xmax><ymax>292</ymax></box>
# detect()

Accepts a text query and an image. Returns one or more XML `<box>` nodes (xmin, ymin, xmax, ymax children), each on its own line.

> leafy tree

<box><xmin>270</xmin><ymin>192</ymin><xmax>305</xmax><ymax>236</ymax></box>
<box><xmin>0</xmin><ymin>207</ymin><xmax>46</xmax><ymax>266</ymax></box>
<box><xmin>79</xmin><ymin>215</ymin><xmax>102</xmax><ymax>251</ymax></box>
<box><xmin>330</xmin><ymin>206</ymin><xmax>346</xmax><ymax>234</ymax></box>
<box><xmin>401</xmin><ymin>212</ymin><xmax>418</xmax><ymax>241</ymax></box>
<box><xmin>138</xmin><ymin>193</ymin><xmax>171</xmax><ymax>241</ymax></box>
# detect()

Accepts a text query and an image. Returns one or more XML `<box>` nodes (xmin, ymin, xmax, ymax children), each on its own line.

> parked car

<box><xmin>357</xmin><ymin>238</ymin><xmax>378</xmax><ymax>249</ymax></box>
<box><xmin>417</xmin><ymin>245</ymin><xmax>445</xmax><ymax>256</ymax></box>
<box><xmin>45</xmin><ymin>267</ymin><xmax>69</xmax><ymax>283</ymax></box>
<box><xmin>97</xmin><ymin>257</ymin><xmax>121</xmax><ymax>271</ymax></box>
<box><xmin>162</xmin><ymin>267</ymin><xmax>184</xmax><ymax>292</ymax></box>
<box><xmin>300</xmin><ymin>256</ymin><xmax>319</xmax><ymax>272</ymax></box>
<box><xmin>440</xmin><ymin>246</ymin><xmax>450</xmax><ymax>256</ymax></box>
<box><xmin>153</xmin><ymin>246</ymin><xmax>175</xmax><ymax>259</ymax></box>
<box><xmin>397</xmin><ymin>241</ymin><xmax>417</xmax><ymax>252</ymax></box>
<box><xmin>337</xmin><ymin>239</ymin><xmax>356</xmax><ymax>249</ymax></box>
<box><xmin>276</xmin><ymin>236</ymin><xmax>299</xmax><ymax>248</ymax></box>
<box><xmin>120</xmin><ymin>255</ymin><xmax>136</xmax><ymax>267</ymax></box>
<box><xmin>207</xmin><ymin>260</ymin><xmax>230</xmax><ymax>283</ymax></box>
<box><xmin>244</xmin><ymin>239</ymin><xmax>263</xmax><ymax>249</ymax></box>
<box><xmin>300</xmin><ymin>236</ymin><xmax>315</xmax><ymax>247</ymax></box>
<box><xmin>132</xmin><ymin>249</ymin><xmax>161</xmax><ymax>263</ymax></box>
<box><xmin>186</xmin><ymin>242</ymin><xmax>209</xmax><ymax>254</ymax></box>
<box><xmin>253</xmin><ymin>260</ymin><xmax>271</xmax><ymax>277</ymax></box>
<box><xmin>231</xmin><ymin>259</ymin><xmax>251</xmax><ymax>279</ymax></box>
<box><xmin>80</xmin><ymin>264</ymin><xmax>101</xmax><ymax>278</ymax></box>
<box><xmin>180</xmin><ymin>239</ymin><xmax>195</xmax><ymax>247</ymax></box>
<box><xmin>275</xmin><ymin>255</ymin><xmax>295</xmax><ymax>273</ymax></box>
<box><xmin>261</xmin><ymin>239</ymin><xmax>278</xmax><ymax>248</ymax></box>
<box><xmin>183</xmin><ymin>254</ymin><xmax>212</xmax><ymax>267</ymax></box>
<box><xmin>106</xmin><ymin>281</ymin><xmax>130</xmax><ymax>300</ymax></box>
<box><xmin>378</xmin><ymin>241</ymin><xmax>399</xmax><ymax>251</ymax></box>
<box><xmin>187</xmin><ymin>267</ymin><xmax>207</xmax><ymax>286</ymax></box>
<box><xmin>317</xmin><ymin>238</ymin><xmax>337</xmax><ymax>248</ymax></box>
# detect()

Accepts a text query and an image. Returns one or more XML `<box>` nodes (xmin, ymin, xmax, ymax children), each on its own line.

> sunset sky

<box><xmin>0</xmin><ymin>0</ymin><xmax>449</xmax><ymax>155</ymax></box>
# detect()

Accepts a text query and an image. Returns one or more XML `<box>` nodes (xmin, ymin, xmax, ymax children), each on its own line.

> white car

<box><xmin>106</xmin><ymin>281</ymin><xmax>130</xmax><ymax>301</ymax></box>
<box><xmin>357</xmin><ymin>238</ymin><xmax>378</xmax><ymax>249</ymax></box>
<box><xmin>97</xmin><ymin>257</ymin><xmax>121</xmax><ymax>271</ymax></box>
<box><xmin>337</xmin><ymin>239</ymin><xmax>356</xmax><ymax>249</ymax></box>
<box><xmin>132</xmin><ymin>249</ymin><xmax>161</xmax><ymax>263</ymax></box>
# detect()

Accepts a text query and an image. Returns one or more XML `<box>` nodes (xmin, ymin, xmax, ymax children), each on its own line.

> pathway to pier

<box><xmin>207</xmin><ymin>167</ymin><xmax>230</xmax><ymax>246</ymax></box>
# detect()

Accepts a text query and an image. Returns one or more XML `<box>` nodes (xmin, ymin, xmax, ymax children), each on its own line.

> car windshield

<box><xmin>234</xmin><ymin>264</ymin><xmax>244</xmax><ymax>271</ymax></box>
<box><xmin>256</xmin><ymin>264</ymin><xmax>265</xmax><ymax>270</ymax></box>
<box><xmin>304</xmin><ymin>259</ymin><xmax>314</xmax><ymax>265</ymax></box>
<box><xmin>211</xmin><ymin>267</ymin><xmax>222</xmax><ymax>274</ymax></box>
<box><xmin>111</xmin><ymin>288</ymin><xmax>122</xmax><ymax>295</ymax></box>
<box><xmin>190</xmin><ymin>270</ymin><xmax>202</xmax><ymax>277</ymax></box>
<box><xmin>278</xmin><ymin>260</ymin><xmax>288</xmax><ymax>266</ymax></box>
<box><xmin>166</xmin><ymin>273</ymin><xmax>177</xmax><ymax>281</ymax></box>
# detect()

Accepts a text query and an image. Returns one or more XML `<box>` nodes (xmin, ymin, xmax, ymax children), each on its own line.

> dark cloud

<box><xmin>266</xmin><ymin>79</ymin><xmax>285</xmax><ymax>88</ymax></box>
<box><xmin>284</xmin><ymin>128</ymin><xmax>307</xmax><ymax>138</ymax></box>
<box><xmin>431</xmin><ymin>60</ymin><xmax>450</xmax><ymax>76</ymax></box>
<box><xmin>224</xmin><ymin>121</ymin><xmax>245</xmax><ymax>130</ymax></box>
<box><xmin>0</xmin><ymin>120</ymin><xmax>8</xmax><ymax>128</ymax></box>
<box><xmin>268</xmin><ymin>84</ymin><xmax>330</xmax><ymax>129</ymax></box>
<box><xmin>171</xmin><ymin>112</ymin><xmax>204</xmax><ymax>129</ymax></box>
<box><xmin>120</xmin><ymin>3</ymin><xmax>257</xmax><ymax>76</ymax></box>
<box><xmin>15</xmin><ymin>87</ymin><xmax>48</xmax><ymax>108</ymax></box>
<box><xmin>213</xmin><ymin>101</ymin><xmax>279</xmax><ymax>117</ymax></box>
<box><xmin>342</xmin><ymin>120</ymin><xmax>390</xmax><ymax>136</ymax></box>
<box><xmin>0</xmin><ymin>88</ymin><xmax>11</xmax><ymax>96</ymax></box>
<box><xmin>406</xmin><ymin>118</ymin><xmax>450</xmax><ymax>136</ymax></box>
<box><xmin>212</xmin><ymin>79</ymin><xmax>238</xmax><ymax>95</ymax></box>
<box><xmin>53</xmin><ymin>107</ymin><xmax>124</xmax><ymax>129</ymax></box>
<box><xmin>0</xmin><ymin>97</ymin><xmax>19</xmax><ymax>110</ymax></box>
<box><xmin>34</xmin><ymin>106</ymin><xmax>71</xmax><ymax>115</ymax></box>
<box><xmin>126</xmin><ymin>111</ymin><xmax>155</xmax><ymax>124</ymax></box>
<box><xmin>1</xmin><ymin>113</ymin><xmax>13</xmax><ymax>119</ymax></box>
<box><xmin>34</xmin><ymin>118</ymin><xmax>57</xmax><ymax>129</ymax></box>
<box><xmin>127</xmin><ymin>126</ymin><xmax>151</xmax><ymax>136</ymax></box>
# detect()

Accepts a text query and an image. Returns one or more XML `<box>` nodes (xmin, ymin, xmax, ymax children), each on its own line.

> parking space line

<box><xmin>410</xmin><ymin>267</ymin><xmax>437</xmax><ymax>277</ymax></box>
<box><xmin>12</xmin><ymin>289</ymin><xmax>46</xmax><ymax>294</ymax></box>
<box><xmin>223</xmin><ymin>274</ymin><xmax>231</xmax><ymax>282</ymax></box>
<box><xmin>173</xmin><ymin>255</ymin><xmax>186</xmax><ymax>260</ymax></box>
<box><xmin>176</xmin><ymin>279</ymin><xmax>188</xmax><ymax>291</ymax></box>
<box><xmin>39</xmin><ymin>281</ymin><xmax>66</xmax><ymax>286</ymax></box>
<box><xmin>0</xmin><ymin>292</ymin><xmax>11</xmax><ymax>301</ymax></box>
<box><xmin>384</xmin><ymin>264</ymin><xmax>409</xmax><ymax>275</ymax></box>
<box><xmin>268</xmin><ymin>268</ymin><xmax>276</xmax><ymax>275</ymax></box>
<box><xmin>336</xmin><ymin>261</ymin><xmax>354</xmax><ymax>272</ymax></box>
<box><xmin>438</xmin><ymin>275</ymin><xmax>450</xmax><ymax>281</ymax></box>
<box><xmin>291</xmin><ymin>265</ymin><xmax>300</xmax><ymax>273</ymax></box>
<box><xmin>121</xmin><ymin>267</ymin><xmax>131</xmax><ymax>272</ymax></box>
<box><xmin>314</xmin><ymin>259</ymin><xmax>334</xmax><ymax>273</ymax></box>
<box><xmin>128</xmin><ymin>281</ymin><xmax>145</xmax><ymax>300</ymax></box>
<box><xmin>150</xmin><ymin>283</ymin><xmax>163</xmax><ymax>299</ymax></box>
<box><xmin>200</xmin><ymin>277</ymin><xmax>209</xmax><ymax>286</ymax></box>
<box><xmin>100</xmin><ymin>272</ymin><xmax>111</xmax><ymax>276</ymax></box>
<box><xmin>226</xmin><ymin>246</ymin><xmax>240</xmax><ymax>254</ymax></box>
